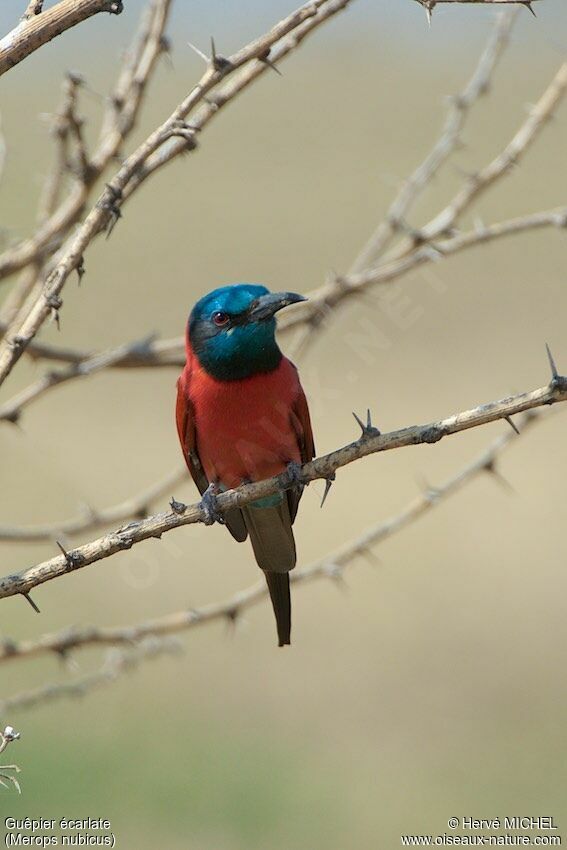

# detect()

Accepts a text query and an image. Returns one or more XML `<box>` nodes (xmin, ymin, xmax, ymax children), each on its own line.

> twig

<box><xmin>18</xmin><ymin>30</ymin><xmax>562</xmax><ymax>376</ymax></box>
<box><xmin>415</xmin><ymin>0</ymin><xmax>539</xmax><ymax>22</ymax></box>
<box><xmin>0</xmin><ymin>334</ymin><xmax>166</xmax><ymax>424</ymax></box>
<box><xmin>0</xmin><ymin>0</ymin><xmax>354</xmax><ymax>389</ymax></box>
<box><xmin>0</xmin><ymin>0</ymin><xmax>123</xmax><ymax>77</ymax></box>
<box><xmin>351</xmin><ymin>9</ymin><xmax>516</xmax><ymax>273</ymax></box>
<box><xmin>0</xmin><ymin>467</ymin><xmax>185</xmax><ymax>543</ymax></box>
<box><xmin>0</xmin><ymin>640</ymin><xmax>181</xmax><ymax>714</ymax></box>
<box><xmin>411</xmin><ymin>62</ymin><xmax>567</xmax><ymax>247</ymax></box>
<box><xmin>0</xmin><ymin>410</ymin><xmax>545</xmax><ymax>669</ymax></box>
<box><xmin>0</xmin><ymin>0</ymin><xmax>172</xmax><ymax>285</ymax></box>
<box><xmin>0</xmin><ymin>360</ymin><xmax>565</xmax><ymax>603</ymax></box>
<box><xmin>0</xmin><ymin>203</ymin><xmax>563</xmax><ymax>399</ymax></box>
<box><xmin>280</xmin><ymin>206</ymin><xmax>567</xmax><ymax>338</ymax></box>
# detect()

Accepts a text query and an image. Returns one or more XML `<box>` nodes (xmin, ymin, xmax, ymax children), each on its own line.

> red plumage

<box><xmin>176</xmin><ymin>337</ymin><xmax>314</xmax><ymax>646</ymax></box>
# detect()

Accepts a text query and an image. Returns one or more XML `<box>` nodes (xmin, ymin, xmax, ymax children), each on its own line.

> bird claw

<box><xmin>353</xmin><ymin>409</ymin><xmax>381</xmax><ymax>439</ymax></box>
<box><xmin>278</xmin><ymin>461</ymin><xmax>303</xmax><ymax>491</ymax></box>
<box><xmin>200</xmin><ymin>483</ymin><xmax>224</xmax><ymax>526</ymax></box>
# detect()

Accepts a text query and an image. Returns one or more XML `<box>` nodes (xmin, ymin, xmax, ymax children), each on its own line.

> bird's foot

<box><xmin>199</xmin><ymin>483</ymin><xmax>224</xmax><ymax>526</ymax></box>
<box><xmin>278</xmin><ymin>460</ymin><xmax>304</xmax><ymax>491</ymax></box>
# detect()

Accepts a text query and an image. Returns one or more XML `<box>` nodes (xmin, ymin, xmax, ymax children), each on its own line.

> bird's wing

<box><xmin>176</xmin><ymin>376</ymin><xmax>209</xmax><ymax>495</ymax></box>
<box><xmin>287</xmin><ymin>381</ymin><xmax>315</xmax><ymax>523</ymax></box>
<box><xmin>176</xmin><ymin>374</ymin><xmax>248</xmax><ymax>542</ymax></box>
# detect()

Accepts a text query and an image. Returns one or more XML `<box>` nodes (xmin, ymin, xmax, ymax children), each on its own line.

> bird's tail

<box><xmin>242</xmin><ymin>498</ymin><xmax>296</xmax><ymax>647</ymax></box>
<box><xmin>264</xmin><ymin>572</ymin><xmax>291</xmax><ymax>647</ymax></box>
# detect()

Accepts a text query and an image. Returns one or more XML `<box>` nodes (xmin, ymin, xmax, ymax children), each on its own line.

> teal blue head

<box><xmin>188</xmin><ymin>284</ymin><xmax>306</xmax><ymax>381</ymax></box>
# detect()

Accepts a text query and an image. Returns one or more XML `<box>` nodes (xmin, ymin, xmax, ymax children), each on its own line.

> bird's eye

<box><xmin>212</xmin><ymin>311</ymin><xmax>229</xmax><ymax>327</ymax></box>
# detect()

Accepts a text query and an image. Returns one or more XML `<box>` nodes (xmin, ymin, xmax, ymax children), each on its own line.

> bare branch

<box><xmin>3</xmin><ymin>204</ymin><xmax>564</xmax><ymax>378</ymax></box>
<box><xmin>0</xmin><ymin>410</ymin><xmax>546</xmax><ymax>674</ymax></box>
<box><xmin>0</xmin><ymin>640</ymin><xmax>181</xmax><ymax>714</ymax></box>
<box><xmin>0</xmin><ymin>468</ymin><xmax>185</xmax><ymax>543</ymax></box>
<box><xmin>0</xmin><ymin>0</ymin><xmax>354</xmax><ymax>389</ymax></box>
<box><xmin>0</xmin><ymin>0</ymin><xmax>172</xmax><ymax>284</ymax></box>
<box><xmin>412</xmin><ymin>62</ymin><xmax>567</xmax><ymax>246</ymax></box>
<box><xmin>414</xmin><ymin>0</ymin><xmax>539</xmax><ymax>19</ymax></box>
<box><xmin>0</xmin><ymin>0</ymin><xmax>123</xmax><ymax>78</ymax></box>
<box><xmin>0</xmin><ymin>363</ymin><xmax>565</xmax><ymax>604</ymax></box>
<box><xmin>351</xmin><ymin>9</ymin><xmax>516</xmax><ymax>273</ymax></box>
<box><xmin>0</xmin><ymin>334</ymin><xmax>165</xmax><ymax>424</ymax></box>
<box><xmin>278</xmin><ymin>206</ymin><xmax>567</xmax><ymax>337</ymax></box>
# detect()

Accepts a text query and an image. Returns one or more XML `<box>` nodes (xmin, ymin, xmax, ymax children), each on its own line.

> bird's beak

<box><xmin>248</xmin><ymin>291</ymin><xmax>307</xmax><ymax>322</ymax></box>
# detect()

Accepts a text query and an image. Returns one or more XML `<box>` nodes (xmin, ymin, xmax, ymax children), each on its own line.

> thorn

<box><xmin>420</xmin><ymin>0</ymin><xmax>435</xmax><ymax>26</ymax></box>
<box><xmin>46</xmin><ymin>294</ymin><xmax>62</xmax><ymax>330</ymax></box>
<box><xmin>484</xmin><ymin>460</ymin><xmax>514</xmax><ymax>494</ymax></box>
<box><xmin>545</xmin><ymin>343</ymin><xmax>559</xmax><ymax>380</ymax></box>
<box><xmin>22</xmin><ymin>592</ymin><xmax>40</xmax><ymax>613</ymax></box>
<box><xmin>76</xmin><ymin>256</ymin><xmax>85</xmax><ymax>284</ymax></box>
<box><xmin>320</xmin><ymin>474</ymin><xmax>335</xmax><ymax>508</ymax></box>
<box><xmin>524</xmin><ymin>1</ymin><xmax>536</xmax><ymax>17</ymax></box>
<box><xmin>210</xmin><ymin>37</ymin><xmax>232</xmax><ymax>73</ymax></box>
<box><xmin>352</xmin><ymin>409</ymin><xmax>381</xmax><ymax>439</ymax></box>
<box><xmin>505</xmin><ymin>415</ymin><xmax>520</xmax><ymax>436</ymax></box>
<box><xmin>159</xmin><ymin>34</ymin><xmax>171</xmax><ymax>55</ymax></box>
<box><xmin>258</xmin><ymin>48</ymin><xmax>282</xmax><ymax>76</ymax></box>
<box><xmin>324</xmin><ymin>562</ymin><xmax>346</xmax><ymax>588</ymax></box>
<box><xmin>360</xmin><ymin>546</ymin><xmax>381</xmax><ymax>567</ymax></box>
<box><xmin>97</xmin><ymin>184</ymin><xmax>122</xmax><ymax>239</ymax></box>
<box><xmin>187</xmin><ymin>40</ymin><xmax>209</xmax><ymax>63</ymax></box>
<box><xmin>224</xmin><ymin>607</ymin><xmax>240</xmax><ymax>637</ymax></box>
<box><xmin>225</xmin><ymin>607</ymin><xmax>238</xmax><ymax>623</ymax></box>
<box><xmin>56</xmin><ymin>540</ymin><xmax>73</xmax><ymax>563</ymax></box>
<box><xmin>105</xmin><ymin>206</ymin><xmax>121</xmax><ymax>239</ymax></box>
<box><xmin>56</xmin><ymin>540</ymin><xmax>84</xmax><ymax>569</ymax></box>
<box><xmin>170</xmin><ymin>496</ymin><xmax>187</xmax><ymax>515</ymax></box>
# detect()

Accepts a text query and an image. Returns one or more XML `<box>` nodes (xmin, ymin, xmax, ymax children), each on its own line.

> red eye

<box><xmin>212</xmin><ymin>311</ymin><xmax>229</xmax><ymax>327</ymax></box>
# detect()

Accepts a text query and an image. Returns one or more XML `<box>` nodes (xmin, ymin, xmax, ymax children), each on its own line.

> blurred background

<box><xmin>1</xmin><ymin>0</ymin><xmax>566</xmax><ymax>846</ymax></box>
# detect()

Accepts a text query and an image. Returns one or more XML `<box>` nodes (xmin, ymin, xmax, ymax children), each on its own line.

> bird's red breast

<box><xmin>177</xmin><ymin>341</ymin><xmax>313</xmax><ymax>490</ymax></box>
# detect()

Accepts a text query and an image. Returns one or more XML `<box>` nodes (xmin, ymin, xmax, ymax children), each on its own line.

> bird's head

<box><xmin>187</xmin><ymin>284</ymin><xmax>306</xmax><ymax>381</ymax></box>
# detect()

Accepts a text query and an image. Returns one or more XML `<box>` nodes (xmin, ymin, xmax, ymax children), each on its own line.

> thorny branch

<box><xmin>414</xmin><ymin>0</ymin><xmax>540</xmax><ymax>25</ymax></box>
<box><xmin>0</xmin><ymin>409</ymin><xmax>549</xmax><ymax>713</ymax></box>
<box><xmin>7</xmin><ymin>12</ymin><xmax>563</xmax><ymax>385</ymax></box>
<box><xmin>0</xmin><ymin>467</ymin><xmax>185</xmax><ymax>544</ymax></box>
<box><xmin>0</xmin><ymin>356</ymin><xmax>565</xmax><ymax>605</ymax></box>
<box><xmin>0</xmin><ymin>3</ymin><xmax>564</xmax><ymax>710</ymax></box>
<box><xmin>0</xmin><ymin>0</ymin><xmax>354</xmax><ymax>388</ymax></box>
<box><xmin>0</xmin><ymin>642</ymin><xmax>180</xmax><ymax>714</ymax></box>
<box><xmin>0</xmin><ymin>0</ymin><xmax>122</xmax><ymax>78</ymax></box>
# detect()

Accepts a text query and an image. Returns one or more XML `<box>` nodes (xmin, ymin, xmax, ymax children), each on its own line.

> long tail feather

<box><xmin>264</xmin><ymin>572</ymin><xmax>291</xmax><ymax>647</ymax></box>
<box><xmin>242</xmin><ymin>501</ymin><xmax>296</xmax><ymax>646</ymax></box>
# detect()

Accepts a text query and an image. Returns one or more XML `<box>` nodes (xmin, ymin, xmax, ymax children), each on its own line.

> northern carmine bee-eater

<box><xmin>176</xmin><ymin>284</ymin><xmax>315</xmax><ymax>647</ymax></box>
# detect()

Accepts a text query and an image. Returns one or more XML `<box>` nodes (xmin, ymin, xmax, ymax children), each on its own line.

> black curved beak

<box><xmin>248</xmin><ymin>291</ymin><xmax>307</xmax><ymax>322</ymax></box>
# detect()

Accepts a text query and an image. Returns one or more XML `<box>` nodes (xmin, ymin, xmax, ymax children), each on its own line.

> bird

<box><xmin>176</xmin><ymin>283</ymin><xmax>315</xmax><ymax>647</ymax></box>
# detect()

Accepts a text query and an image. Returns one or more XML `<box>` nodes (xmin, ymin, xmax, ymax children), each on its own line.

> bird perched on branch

<box><xmin>176</xmin><ymin>284</ymin><xmax>314</xmax><ymax>646</ymax></box>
